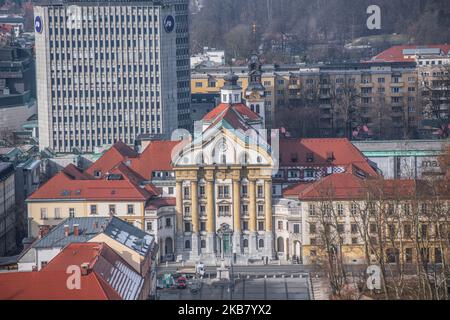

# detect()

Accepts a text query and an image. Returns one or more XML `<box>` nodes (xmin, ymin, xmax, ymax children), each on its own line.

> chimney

<box><xmin>64</xmin><ymin>225</ymin><xmax>70</xmax><ymax>237</ymax></box>
<box><xmin>80</xmin><ymin>262</ymin><xmax>90</xmax><ymax>276</ymax></box>
<box><xmin>73</xmin><ymin>224</ymin><xmax>80</xmax><ymax>236</ymax></box>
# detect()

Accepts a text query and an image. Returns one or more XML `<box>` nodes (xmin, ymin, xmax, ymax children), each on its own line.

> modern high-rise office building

<box><xmin>34</xmin><ymin>0</ymin><xmax>187</xmax><ymax>153</ymax></box>
<box><xmin>165</xmin><ymin>0</ymin><xmax>191</xmax><ymax>131</ymax></box>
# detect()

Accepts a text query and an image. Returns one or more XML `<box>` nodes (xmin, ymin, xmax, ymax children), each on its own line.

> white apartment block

<box><xmin>34</xmin><ymin>0</ymin><xmax>182</xmax><ymax>153</ymax></box>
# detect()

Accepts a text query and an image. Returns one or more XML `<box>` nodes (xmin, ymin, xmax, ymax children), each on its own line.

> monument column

<box><xmin>264</xmin><ymin>180</ymin><xmax>274</xmax><ymax>258</ymax></box>
<box><xmin>191</xmin><ymin>180</ymin><xmax>200</xmax><ymax>259</ymax></box>
<box><xmin>175</xmin><ymin>180</ymin><xmax>184</xmax><ymax>259</ymax></box>
<box><xmin>232</xmin><ymin>178</ymin><xmax>242</xmax><ymax>255</ymax></box>
<box><xmin>205</xmin><ymin>177</ymin><xmax>215</xmax><ymax>258</ymax></box>
<box><xmin>248</xmin><ymin>179</ymin><xmax>257</xmax><ymax>256</ymax></box>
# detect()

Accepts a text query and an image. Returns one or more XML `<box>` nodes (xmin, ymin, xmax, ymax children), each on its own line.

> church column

<box><xmin>191</xmin><ymin>180</ymin><xmax>200</xmax><ymax>259</ymax></box>
<box><xmin>175</xmin><ymin>180</ymin><xmax>184</xmax><ymax>258</ymax></box>
<box><xmin>248</xmin><ymin>179</ymin><xmax>257</xmax><ymax>256</ymax></box>
<box><xmin>264</xmin><ymin>180</ymin><xmax>274</xmax><ymax>258</ymax></box>
<box><xmin>232</xmin><ymin>178</ymin><xmax>242</xmax><ymax>255</ymax></box>
<box><xmin>205</xmin><ymin>178</ymin><xmax>215</xmax><ymax>257</ymax></box>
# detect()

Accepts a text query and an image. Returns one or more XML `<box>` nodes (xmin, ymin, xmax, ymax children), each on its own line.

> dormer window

<box><xmin>94</xmin><ymin>170</ymin><xmax>102</xmax><ymax>178</ymax></box>
<box><xmin>326</xmin><ymin>152</ymin><xmax>335</xmax><ymax>162</ymax></box>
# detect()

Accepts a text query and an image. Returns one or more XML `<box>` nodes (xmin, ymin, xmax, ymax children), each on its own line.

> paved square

<box><xmin>157</xmin><ymin>277</ymin><xmax>310</xmax><ymax>300</ymax></box>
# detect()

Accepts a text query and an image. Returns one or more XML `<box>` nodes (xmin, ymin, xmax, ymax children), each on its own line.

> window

<box><xmin>146</xmin><ymin>222</ymin><xmax>153</xmax><ymax>231</ymax></box>
<box><xmin>201</xmin><ymin>240</ymin><xmax>206</xmax><ymax>249</ymax></box>
<box><xmin>257</xmin><ymin>185</ymin><xmax>263</xmax><ymax>198</ymax></box>
<box><xmin>183</xmin><ymin>186</ymin><xmax>190</xmax><ymax>199</ymax></box>
<box><xmin>218</xmin><ymin>205</ymin><xmax>230</xmax><ymax>217</ymax></box>
<box><xmin>258</xmin><ymin>221</ymin><xmax>264</xmax><ymax>231</ymax></box>
<box><xmin>90</xmin><ymin>205</ymin><xmax>97</xmax><ymax>215</ymax></box>
<box><xmin>293</xmin><ymin>224</ymin><xmax>300</xmax><ymax>234</ymax></box>
<box><xmin>352</xmin><ymin>238</ymin><xmax>358</xmax><ymax>244</ymax></box>
<box><xmin>421</xmin><ymin>224</ymin><xmax>428</xmax><ymax>239</ymax></box>
<box><xmin>405</xmin><ymin>248</ymin><xmax>413</xmax><ymax>263</ymax></box>
<box><xmin>185</xmin><ymin>240</ymin><xmax>191</xmax><ymax>249</ymax></box>
<box><xmin>370</xmin><ymin>223</ymin><xmax>377</xmax><ymax>234</ymax></box>
<box><xmin>309</xmin><ymin>223</ymin><xmax>316</xmax><ymax>234</ymax></box>
<box><xmin>184</xmin><ymin>206</ymin><xmax>191</xmax><ymax>217</ymax></box>
<box><xmin>350</xmin><ymin>203</ymin><xmax>357</xmax><ymax>215</ymax></box>
<box><xmin>199</xmin><ymin>185</ymin><xmax>205</xmax><ymax>197</ymax></box>
<box><xmin>127</xmin><ymin>204</ymin><xmax>134</xmax><ymax>215</ymax></box>
<box><xmin>195</xmin><ymin>82</ymin><xmax>203</xmax><ymax>88</ymax></box>
<box><xmin>108</xmin><ymin>205</ymin><xmax>115</xmax><ymax>215</ymax></box>
<box><xmin>403</xmin><ymin>224</ymin><xmax>411</xmax><ymax>238</ymax></box>
<box><xmin>168</xmin><ymin>187</ymin><xmax>174</xmax><ymax>195</ymax></box>
<box><xmin>388</xmin><ymin>224</ymin><xmax>396</xmax><ymax>238</ymax></box>
<box><xmin>258</xmin><ymin>239</ymin><xmax>264</xmax><ymax>248</ymax></box>
<box><xmin>69</xmin><ymin>208</ymin><xmax>75</xmax><ymax>218</ymax></box>
<box><xmin>242</xmin><ymin>221</ymin><xmax>249</xmax><ymax>231</ymax></box>
<box><xmin>165</xmin><ymin>218</ymin><xmax>172</xmax><ymax>227</ymax></box>
<box><xmin>218</xmin><ymin>185</ymin><xmax>230</xmax><ymax>198</ymax></box>
<box><xmin>435</xmin><ymin>248</ymin><xmax>442</xmax><ymax>264</ymax></box>
<box><xmin>40</xmin><ymin>208</ymin><xmax>48</xmax><ymax>220</ymax></box>
<box><xmin>241</xmin><ymin>185</ymin><xmax>248</xmax><ymax>197</ymax></box>
<box><xmin>278</xmin><ymin>221</ymin><xmax>283</xmax><ymax>230</ymax></box>
<box><xmin>337</xmin><ymin>204</ymin><xmax>344</xmax><ymax>215</ymax></box>
<box><xmin>337</xmin><ymin>224</ymin><xmax>345</xmax><ymax>234</ymax></box>
<box><xmin>200</xmin><ymin>222</ymin><xmax>206</xmax><ymax>232</ymax></box>
<box><xmin>54</xmin><ymin>208</ymin><xmax>61</xmax><ymax>219</ymax></box>
<box><xmin>309</xmin><ymin>204</ymin><xmax>316</xmax><ymax>216</ymax></box>
<box><xmin>184</xmin><ymin>222</ymin><xmax>191</xmax><ymax>232</ymax></box>
<box><xmin>351</xmin><ymin>224</ymin><xmax>358</xmax><ymax>234</ymax></box>
<box><xmin>200</xmin><ymin>205</ymin><xmax>206</xmax><ymax>216</ymax></box>
<box><xmin>257</xmin><ymin>204</ymin><xmax>264</xmax><ymax>217</ymax></box>
<box><xmin>242</xmin><ymin>205</ymin><xmax>248</xmax><ymax>216</ymax></box>
<box><xmin>243</xmin><ymin>239</ymin><xmax>249</xmax><ymax>248</ymax></box>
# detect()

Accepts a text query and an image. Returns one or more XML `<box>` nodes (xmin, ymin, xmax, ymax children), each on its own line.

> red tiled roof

<box><xmin>0</xmin><ymin>270</ymin><xmax>121</xmax><ymax>300</ymax></box>
<box><xmin>27</xmin><ymin>168</ymin><xmax>157</xmax><ymax>201</ymax></box>
<box><xmin>0</xmin><ymin>242</ymin><xmax>149</xmax><ymax>300</ymax></box>
<box><xmin>369</xmin><ymin>45</ymin><xmax>450</xmax><ymax>63</ymax></box>
<box><xmin>145</xmin><ymin>197</ymin><xmax>176</xmax><ymax>210</ymax></box>
<box><xmin>283</xmin><ymin>173</ymin><xmax>418</xmax><ymax>200</ymax></box>
<box><xmin>202</xmin><ymin>103</ymin><xmax>262</xmax><ymax>131</ymax></box>
<box><xmin>279</xmin><ymin>138</ymin><xmax>378</xmax><ymax>176</ymax></box>
<box><xmin>86</xmin><ymin>141</ymin><xmax>138</xmax><ymax>176</ymax></box>
<box><xmin>131</xmin><ymin>140</ymin><xmax>180</xmax><ymax>180</ymax></box>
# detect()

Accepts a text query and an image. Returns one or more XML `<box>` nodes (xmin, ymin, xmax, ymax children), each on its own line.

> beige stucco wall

<box><xmin>27</xmin><ymin>200</ymin><xmax>145</xmax><ymax>237</ymax></box>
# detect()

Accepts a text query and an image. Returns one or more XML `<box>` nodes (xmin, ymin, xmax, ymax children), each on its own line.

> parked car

<box><xmin>176</xmin><ymin>276</ymin><xmax>187</xmax><ymax>289</ymax></box>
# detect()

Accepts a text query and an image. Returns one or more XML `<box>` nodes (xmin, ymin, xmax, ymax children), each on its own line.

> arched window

<box><xmin>250</xmin><ymin>104</ymin><xmax>255</xmax><ymax>112</ymax></box>
<box><xmin>185</xmin><ymin>240</ymin><xmax>191</xmax><ymax>249</ymax></box>
<box><xmin>258</xmin><ymin>239</ymin><xmax>264</xmax><ymax>248</ymax></box>
<box><xmin>256</xmin><ymin>104</ymin><xmax>260</xmax><ymax>114</ymax></box>
<box><xmin>240</xmin><ymin>152</ymin><xmax>250</xmax><ymax>165</ymax></box>
<box><xmin>243</xmin><ymin>239</ymin><xmax>249</xmax><ymax>248</ymax></box>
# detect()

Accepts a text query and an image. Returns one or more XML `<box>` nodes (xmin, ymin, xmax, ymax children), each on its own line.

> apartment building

<box><xmin>284</xmin><ymin>172</ymin><xmax>450</xmax><ymax>265</ymax></box>
<box><xmin>191</xmin><ymin>61</ymin><xmax>419</xmax><ymax>139</ymax></box>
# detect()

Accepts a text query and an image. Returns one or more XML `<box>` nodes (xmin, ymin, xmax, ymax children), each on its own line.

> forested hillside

<box><xmin>190</xmin><ymin>0</ymin><xmax>450</xmax><ymax>63</ymax></box>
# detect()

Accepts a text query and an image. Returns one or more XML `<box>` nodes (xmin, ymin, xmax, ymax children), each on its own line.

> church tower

<box><xmin>221</xmin><ymin>72</ymin><xmax>242</xmax><ymax>105</ymax></box>
<box><xmin>245</xmin><ymin>54</ymin><xmax>266</xmax><ymax>127</ymax></box>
